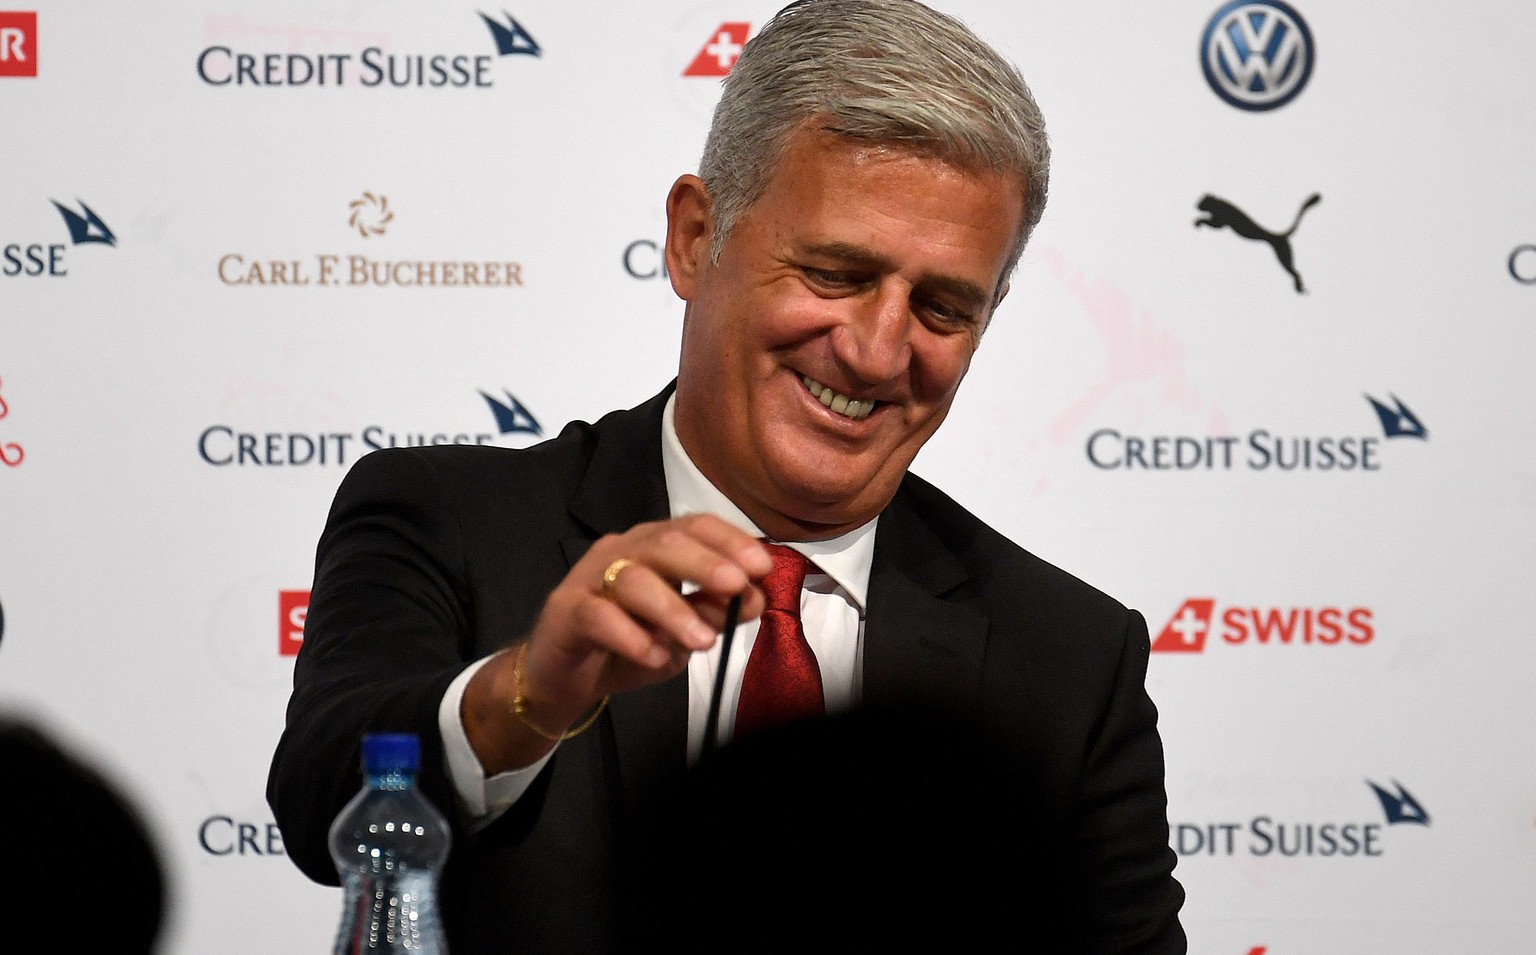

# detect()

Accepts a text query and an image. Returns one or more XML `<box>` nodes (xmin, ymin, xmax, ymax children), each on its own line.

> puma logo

<box><xmin>1195</xmin><ymin>192</ymin><xmax>1322</xmax><ymax>293</ymax></box>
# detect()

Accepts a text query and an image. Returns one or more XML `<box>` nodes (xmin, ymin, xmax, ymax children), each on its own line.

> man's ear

<box><xmin>664</xmin><ymin>174</ymin><xmax>712</xmax><ymax>302</ymax></box>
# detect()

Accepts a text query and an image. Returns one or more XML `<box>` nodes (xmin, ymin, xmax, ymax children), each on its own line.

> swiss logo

<box><xmin>0</xmin><ymin>11</ymin><xmax>36</xmax><ymax>78</ymax></box>
<box><xmin>1152</xmin><ymin>597</ymin><xmax>1373</xmax><ymax>652</ymax></box>
<box><xmin>684</xmin><ymin>22</ymin><xmax>749</xmax><ymax>77</ymax></box>
<box><xmin>1151</xmin><ymin>599</ymin><xmax>1215</xmax><ymax>652</ymax></box>
<box><xmin>279</xmin><ymin>590</ymin><xmax>309</xmax><ymax>656</ymax></box>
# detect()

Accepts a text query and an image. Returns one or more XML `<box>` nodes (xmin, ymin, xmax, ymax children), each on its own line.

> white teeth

<box><xmin>801</xmin><ymin>375</ymin><xmax>873</xmax><ymax>420</ymax></box>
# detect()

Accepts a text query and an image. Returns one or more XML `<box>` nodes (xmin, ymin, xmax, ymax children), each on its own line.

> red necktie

<box><xmin>735</xmin><ymin>543</ymin><xmax>823</xmax><ymax>738</ymax></box>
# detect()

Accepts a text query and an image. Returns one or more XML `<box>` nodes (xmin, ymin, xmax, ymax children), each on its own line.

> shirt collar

<box><xmin>660</xmin><ymin>393</ymin><xmax>874</xmax><ymax>613</ymax></box>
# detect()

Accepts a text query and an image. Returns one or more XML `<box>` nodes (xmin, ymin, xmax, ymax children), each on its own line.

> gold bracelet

<box><xmin>509</xmin><ymin>642</ymin><xmax>609</xmax><ymax>741</ymax></box>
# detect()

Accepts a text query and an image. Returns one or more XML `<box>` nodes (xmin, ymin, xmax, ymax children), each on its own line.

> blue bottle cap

<box><xmin>361</xmin><ymin>733</ymin><xmax>420</xmax><ymax>774</ymax></box>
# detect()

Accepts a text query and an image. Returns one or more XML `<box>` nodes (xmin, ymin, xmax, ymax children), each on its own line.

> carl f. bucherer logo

<box><xmin>348</xmin><ymin>192</ymin><xmax>394</xmax><ymax>239</ymax></box>
<box><xmin>218</xmin><ymin>193</ymin><xmax>524</xmax><ymax>288</ymax></box>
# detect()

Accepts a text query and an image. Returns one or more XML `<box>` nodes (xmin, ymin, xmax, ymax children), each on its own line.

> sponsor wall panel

<box><xmin>3</xmin><ymin>2</ymin><xmax>1535</xmax><ymax>954</ymax></box>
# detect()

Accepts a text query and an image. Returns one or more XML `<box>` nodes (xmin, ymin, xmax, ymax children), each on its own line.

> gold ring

<box><xmin>601</xmin><ymin>558</ymin><xmax>636</xmax><ymax>599</ymax></box>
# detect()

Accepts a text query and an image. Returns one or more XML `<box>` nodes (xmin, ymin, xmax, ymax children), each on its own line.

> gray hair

<box><xmin>698</xmin><ymin>0</ymin><xmax>1050</xmax><ymax>290</ymax></box>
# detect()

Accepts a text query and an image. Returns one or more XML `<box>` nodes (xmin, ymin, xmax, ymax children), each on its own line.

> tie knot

<box><xmin>761</xmin><ymin>542</ymin><xmax>809</xmax><ymax>614</ymax></box>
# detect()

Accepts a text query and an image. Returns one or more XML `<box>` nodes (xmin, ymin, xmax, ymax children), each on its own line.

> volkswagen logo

<box><xmin>1201</xmin><ymin>0</ymin><xmax>1315</xmax><ymax>111</ymax></box>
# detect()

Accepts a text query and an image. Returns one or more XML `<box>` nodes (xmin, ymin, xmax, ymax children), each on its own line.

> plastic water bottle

<box><xmin>328</xmin><ymin>732</ymin><xmax>451</xmax><ymax>954</ymax></box>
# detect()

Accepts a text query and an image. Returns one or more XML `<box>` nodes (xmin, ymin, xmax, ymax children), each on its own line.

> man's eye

<box><xmin>806</xmin><ymin>268</ymin><xmax>847</xmax><ymax>284</ymax></box>
<box><xmin>921</xmin><ymin>298</ymin><xmax>975</xmax><ymax>326</ymax></box>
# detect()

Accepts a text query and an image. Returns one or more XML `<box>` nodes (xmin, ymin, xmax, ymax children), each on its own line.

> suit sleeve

<box><xmin>266</xmin><ymin>447</ymin><xmax>476</xmax><ymax>886</ymax></box>
<box><xmin>1072</xmin><ymin>609</ymin><xmax>1187</xmax><ymax>954</ymax></box>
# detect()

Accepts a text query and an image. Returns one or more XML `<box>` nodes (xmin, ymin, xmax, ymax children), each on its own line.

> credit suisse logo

<box><xmin>218</xmin><ymin>191</ymin><xmax>525</xmax><ymax>289</ymax></box>
<box><xmin>198</xmin><ymin>813</ymin><xmax>286</xmax><ymax>858</ymax></box>
<box><xmin>1200</xmin><ymin>1</ymin><xmax>1315</xmax><ymax>112</ymax></box>
<box><xmin>0</xmin><ymin>374</ymin><xmax>21</xmax><ymax>468</ymax></box>
<box><xmin>198</xmin><ymin>388</ymin><xmax>542</xmax><ymax>467</ymax></box>
<box><xmin>1173</xmin><ymin>778</ymin><xmax>1430</xmax><ymax>859</ymax></box>
<box><xmin>623</xmin><ymin>236</ymin><xmax>668</xmax><ymax>280</ymax></box>
<box><xmin>1510</xmin><ymin>244</ymin><xmax>1536</xmax><ymax>285</ymax></box>
<box><xmin>1086</xmin><ymin>393</ymin><xmax>1427</xmax><ymax>472</ymax></box>
<box><xmin>279</xmin><ymin>590</ymin><xmax>307</xmax><ymax>656</ymax></box>
<box><xmin>1151</xmin><ymin>597</ymin><xmax>1373</xmax><ymax>653</ymax></box>
<box><xmin>3</xmin><ymin>198</ymin><xmax>116</xmax><ymax>279</ymax></box>
<box><xmin>0</xmin><ymin>10</ymin><xmax>36</xmax><ymax>77</ymax></box>
<box><xmin>195</xmin><ymin>11</ymin><xmax>540</xmax><ymax>88</ymax></box>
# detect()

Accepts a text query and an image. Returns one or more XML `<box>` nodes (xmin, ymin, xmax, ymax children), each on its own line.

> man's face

<box><xmin>666</xmin><ymin>125</ymin><xmax>1025</xmax><ymax>541</ymax></box>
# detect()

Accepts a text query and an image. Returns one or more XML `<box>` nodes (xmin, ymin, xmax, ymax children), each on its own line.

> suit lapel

<box><xmin>862</xmin><ymin>484</ymin><xmax>989</xmax><ymax>710</ymax></box>
<box><xmin>560</xmin><ymin>385</ymin><xmax>689</xmax><ymax>809</ymax></box>
<box><xmin>564</xmin><ymin>384</ymin><xmax>675</xmax><ymax>545</ymax></box>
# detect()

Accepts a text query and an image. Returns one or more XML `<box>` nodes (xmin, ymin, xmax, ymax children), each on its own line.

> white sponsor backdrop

<box><xmin>3</xmin><ymin>2</ymin><xmax>1534</xmax><ymax>953</ymax></box>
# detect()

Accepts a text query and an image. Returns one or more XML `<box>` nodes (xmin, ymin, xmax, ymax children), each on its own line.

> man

<box><xmin>268</xmin><ymin>1</ymin><xmax>1186</xmax><ymax>952</ymax></box>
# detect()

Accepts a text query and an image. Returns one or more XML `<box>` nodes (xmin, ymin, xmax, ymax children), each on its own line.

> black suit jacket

<box><xmin>268</xmin><ymin>384</ymin><xmax>1185</xmax><ymax>954</ymax></box>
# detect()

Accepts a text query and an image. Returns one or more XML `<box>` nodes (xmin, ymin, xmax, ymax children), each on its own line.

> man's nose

<box><xmin>835</xmin><ymin>284</ymin><xmax>910</xmax><ymax>384</ymax></box>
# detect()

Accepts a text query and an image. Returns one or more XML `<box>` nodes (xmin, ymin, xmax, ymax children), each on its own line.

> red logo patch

<box><xmin>683</xmin><ymin>22</ymin><xmax>749</xmax><ymax>77</ymax></box>
<box><xmin>0</xmin><ymin>12</ymin><xmax>37</xmax><ymax>78</ymax></box>
<box><xmin>279</xmin><ymin>590</ymin><xmax>309</xmax><ymax>656</ymax></box>
<box><xmin>1151</xmin><ymin>598</ymin><xmax>1215</xmax><ymax>653</ymax></box>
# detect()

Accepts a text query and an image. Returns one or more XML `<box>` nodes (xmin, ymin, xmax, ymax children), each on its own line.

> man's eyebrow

<box><xmin>799</xmin><ymin>241</ymin><xmax>892</xmax><ymax>271</ymax></box>
<box><xmin>800</xmin><ymin>241</ymin><xmax>991</xmax><ymax>308</ymax></box>
<box><xmin>923</xmin><ymin>274</ymin><xmax>991</xmax><ymax>312</ymax></box>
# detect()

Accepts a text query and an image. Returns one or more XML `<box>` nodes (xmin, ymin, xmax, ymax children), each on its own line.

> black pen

<box><xmin>701</xmin><ymin>594</ymin><xmax>742</xmax><ymax>757</ymax></box>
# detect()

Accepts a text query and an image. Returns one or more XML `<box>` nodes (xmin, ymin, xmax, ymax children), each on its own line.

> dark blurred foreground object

<box><xmin>619</xmin><ymin>703</ymin><xmax>1076</xmax><ymax>955</ymax></box>
<box><xmin>1</xmin><ymin>715</ymin><xmax>167</xmax><ymax>954</ymax></box>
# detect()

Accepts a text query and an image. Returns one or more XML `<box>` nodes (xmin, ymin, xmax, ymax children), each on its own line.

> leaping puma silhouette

<box><xmin>1195</xmin><ymin>192</ymin><xmax>1322</xmax><ymax>294</ymax></box>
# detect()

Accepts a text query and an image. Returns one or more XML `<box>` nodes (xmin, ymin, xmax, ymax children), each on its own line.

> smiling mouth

<box><xmin>801</xmin><ymin>374</ymin><xmax>875</xmax><ymax>420</ymax></box>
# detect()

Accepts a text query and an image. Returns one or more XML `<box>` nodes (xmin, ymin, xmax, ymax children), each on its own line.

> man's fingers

<box><xmin>686</xmin><ymin>587</ymin><xmax>765</xmax><ymax>632</ymax></box>
<box><xmin>539</xmin><ymin>516</ymin><xmax>771</xmax><ymax>695</ymax></box>
<box><xmin>574</xmin><ymin>595</ymin><xmax>678</xmax><ymax>669</ymax></box>
<box><xmin>594</xmin><ymin>559</ymin><xmax>719</xmax><ymax>653</ymax></box>
<box><xmin>612</xmin><ymin>517</ymin><xmax>768</xmax><ymax>598</ymax></box>
<box><xmin>668</xmin><ymin>513</ymin><xmax>773</xmax><ymax>581</ymax></box>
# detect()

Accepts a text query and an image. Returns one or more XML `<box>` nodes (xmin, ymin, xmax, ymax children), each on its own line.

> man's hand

<box><xmin>462</xmin><ymin>514</ymin><xmax>772</xmax><ymax>773</ymax></box>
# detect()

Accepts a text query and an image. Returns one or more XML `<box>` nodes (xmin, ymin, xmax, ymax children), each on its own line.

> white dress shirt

<box><xmin>438</xmin><ymin>393</ymin><xmax>874</xmax><ymax>823</ymax></box>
